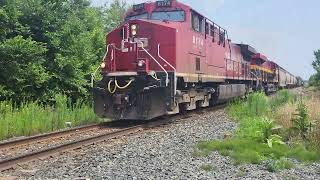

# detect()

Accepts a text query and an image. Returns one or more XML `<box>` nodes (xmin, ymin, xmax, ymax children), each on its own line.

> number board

<box><xmin>156</xmin><ymin>0</ymin><xmax>172</xmax><ymax>7</ymax></box>
<box><xmin>133</xmin><ymin>3</ymin><xmax>145</xmax><ymax>11</ymax></box>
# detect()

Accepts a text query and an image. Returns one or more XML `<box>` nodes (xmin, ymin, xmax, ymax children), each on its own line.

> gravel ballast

<box><xmin>1</xmin><ymin>109</ymin><xmax>319</xmax><ymax>179</ymax></box>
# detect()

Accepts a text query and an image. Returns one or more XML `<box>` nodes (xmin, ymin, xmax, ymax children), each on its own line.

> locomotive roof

<box><xmin>236</xmin><ymin>44</ymin><xmax>257</xmax><ymax>56</ymax></box>
<box><xmin>252</xmin><ymin>53</ymin><xmax>268</xmax><ymax>62</ymax></box>
<box><xmin>127</xmin><ymin>0</ymin><xmax>227</xmax><ymax>32</ymax></box>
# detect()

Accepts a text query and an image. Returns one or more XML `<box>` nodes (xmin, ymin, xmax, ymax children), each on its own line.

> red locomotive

<box><xmin>92</xmin><ymin>0</ymin><xmax>299</xmax><ymax>120</ymax></box>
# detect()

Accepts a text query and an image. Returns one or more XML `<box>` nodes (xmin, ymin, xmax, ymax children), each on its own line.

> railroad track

<box><xmin>0</xmin><ymin>124</ymin><xmax>120</xmax><ymax>161</ymax></box>
<box><xmin>0</xmin><ymin>104</ymin><xmax>226</xmax><ymax>172</ymax></box>
<box><xmin>0</xmin><ymin>123</ymin><xmax>101</xmax><ymax>149</ymax></box>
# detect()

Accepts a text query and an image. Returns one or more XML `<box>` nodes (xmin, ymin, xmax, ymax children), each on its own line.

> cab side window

<box><xmin>205</xmin><ymin>22</ymin><xmax>209</xmax><ymax>35</ymax></box>
<box><xmin>191</xmin><ymin>12</ymin><xmax>203</xmax><ymax>33</ymax></box>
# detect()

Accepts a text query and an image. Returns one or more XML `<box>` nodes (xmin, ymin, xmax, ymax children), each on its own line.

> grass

<box><xmin>270</xmin><ymin>89</ymin><xmax>297</xmax><ymax>109</ymax></box>
<box><xmin>274</xmin><ymin>103</ymin><xmax>296</xmax><ymax>129</ymax></box>
<box><xmin>198</xmin><ymin>139</ymin><xmax>320</xmax><ymax>165</ymax></box>
<box><xmin>0</xmin><ymin>94</ymin><xmax>100</xmax><ymax>140</ymax></box>
<box><xmin>266</xmin><ymin>158</ymin><xmax>295</xmax><ymax>172</ymax></box>
<box><xmin>196</xmin><ymin>90</ymin><xmax>320</xmax><ymax>172</ymax></box>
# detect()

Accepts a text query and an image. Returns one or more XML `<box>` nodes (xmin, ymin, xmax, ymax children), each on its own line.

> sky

<box><xmin>91</xmin><ymin>0</ymin><xmax>320</xmax><ymax>80</ymax></box>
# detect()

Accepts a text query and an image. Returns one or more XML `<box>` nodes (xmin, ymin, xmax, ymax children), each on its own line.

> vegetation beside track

<box><xmin>0</xmin><ymin>0</ymin><xmax>126</xmax><ymax>141</ymax></box>
<box><xmin>0</xmin><ymin>94</ymin><xmax>99</xmax><ymax>141</ymax></box>
<box><xmin>196</xmin><ymin>89</ymin><xmax>320</xmax><ymax>172</ymax></box>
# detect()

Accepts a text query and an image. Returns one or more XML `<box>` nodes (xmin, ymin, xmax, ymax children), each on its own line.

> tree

<box><xmin>103</xmin><ymin>0</ymin><xmax>127</xmax><ymax>32</ymax></box>
<box><xmin>312</xmin><ymin>50</ymin><xmax>320</xmax><ymax>72</ymax></box>
<box><xmin>0</xmin><ymin>0</ymin><xmax>101</xmax><ymax>102</ymax></box>
<box><xmin>310</xmin><ymin>50</ymin><xmax>320</xmax><ymax>86</ymax></box>
<box><xmin>0</xmin><ymin>0</ymin><xmax>128</xmax><ymax>103</ymax></box>
<box><xmin>0</xmin><ymin>36</ymin><xmax>49</xmax><ymax>101</ymax></box>
<box><xmin>48</xmin><ymin>6</ymin><xmax>105</xmax><ymax>100</ymax></box>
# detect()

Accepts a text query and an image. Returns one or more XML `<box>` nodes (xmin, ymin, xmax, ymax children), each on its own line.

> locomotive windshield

<box><xmin>125</xmin><ymin>13</ymin><xmax>148</xmax><ymax>21</ymax></box>
<box><xmin>151</xmin><ymin>10</ymin><xmax>185</xmax><ymax>22</ymax></box>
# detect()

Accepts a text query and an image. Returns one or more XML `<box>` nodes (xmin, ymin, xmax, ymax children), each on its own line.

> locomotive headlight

<box><xmin>132</xmin><ymin>30</ymin><xmax>137</xmax><ymax>36</ymax></box>
<box><xmin>131</xmin><ymin>24</ymin><xmax>137</xmax><ymax>30</ymax></box>
<box><xmin>100</xmin><ymin>62</ymin><xmax>106</xmax><ymax>69</ymax></box>
<box><xmin>131</xmin><ymin>24</ymin><xmax>138</xmax><ymax>36</ymax></box>
<box><xmin>137</xmin><ymin>60</ymin><xmax>145</xmax><ymax>67</ymax></box>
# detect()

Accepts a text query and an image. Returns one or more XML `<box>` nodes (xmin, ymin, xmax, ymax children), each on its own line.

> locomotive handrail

<box><xmin>250</xmin><ymin>71</ymin><xmax>259</xmax><ymax>79</ymax></box>
<box><xmin>91</xmin><ymin>67</ymin><xmax>100</xmax><ymax>88</ymax></box>
<box><xmin>157</xmin><ymin>44</ymin><xmax>176</xmax><ymax>72</ymax></box>
<box><xmin>90</xmin><ymin>44</ymin><xmax>114</xmax><ymax>87</ymax></box>
<box><xmin>134</xmin><ymin>41</ymin><xmax>169</xmax><ymax>86</ymax></box>
<box><xmin>157</xmin><ymin>44</ymin><xmax>176</xmax><ymax>94</ymax></box>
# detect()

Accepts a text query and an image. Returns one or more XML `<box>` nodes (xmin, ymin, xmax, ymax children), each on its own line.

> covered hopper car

<box><xmin>92</xmin><ymin>0</ymin><xmax>300</xmax><ymax>120</ymax></box>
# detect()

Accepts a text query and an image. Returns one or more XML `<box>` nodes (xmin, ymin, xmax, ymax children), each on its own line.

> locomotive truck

<box><xmin>92</xmin><ymin>0</ymin><xmax>300</xmax><ymax>120</ymax></box>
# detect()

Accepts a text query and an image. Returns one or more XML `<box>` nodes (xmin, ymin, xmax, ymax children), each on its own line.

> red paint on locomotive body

<box><xmin>105</xmin><ymin>20</ymin><xmax>177</xmax><ymax>72</ymax></box>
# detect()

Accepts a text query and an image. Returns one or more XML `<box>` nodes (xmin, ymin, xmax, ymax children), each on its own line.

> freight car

<box><xmin>92</xmin><ymin>0</ymin><xmax>299</xmax><ymax>120</ymax></box>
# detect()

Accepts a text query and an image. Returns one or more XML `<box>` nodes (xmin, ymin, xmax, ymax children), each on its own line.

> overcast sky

<box><xmin>91</xmin><ymin>0</ymin><xmax>320</xmax><ymax>80</ymax></box>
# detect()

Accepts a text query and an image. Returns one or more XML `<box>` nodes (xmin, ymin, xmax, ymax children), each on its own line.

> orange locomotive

<box><xmin>92</xmin><ymin>0</ymin><xmax>299</xmax><ymax>120</ymax></box>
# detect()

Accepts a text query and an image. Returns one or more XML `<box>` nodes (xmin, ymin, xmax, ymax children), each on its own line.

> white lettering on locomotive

<box><xmin>193</xmin><ymin>35</ymin><xmax>204</xmax><ymax>47</ymax></box>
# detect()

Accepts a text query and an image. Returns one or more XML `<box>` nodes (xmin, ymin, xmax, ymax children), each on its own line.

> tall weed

<box><xmin>270</xmin><ymin>89</ymin><xmax>296</xmax><ymax>109</ymax></box>
<box><xmin>226</xmin><ymin>100</ymin><xmax>247</xmax><ymax>120</ymax></box>
<box><xmin>246</xmin><ymin>92</ymin><xmax>269</xmax><ymax>117</ymax></box>
<box><xmin>227</xmin><ymin>92</ymin><xmax>270</xmax><ymax>120</ymax></box>
<box><xmin>292</xmin><ymin>96</ymin><xmax>312</xmax><ymax>140</ymax></box>
<box><xmin>0</xmin><ymin>94</ymin><xmax>99</xmax><ymax>140</ymax></box>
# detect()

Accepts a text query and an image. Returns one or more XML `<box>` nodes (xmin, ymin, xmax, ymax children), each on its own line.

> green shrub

<box><xmin>236</xmin><ymin>117</ymin><xmax>267</xmax><ymax>141</ymax></box>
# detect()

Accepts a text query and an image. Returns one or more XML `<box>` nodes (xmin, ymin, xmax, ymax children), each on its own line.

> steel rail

<box><xmin>0</xmin><ymin>124</ymin><xmax>102</xmax><ymax>150</ymax></box>
<box><xmin>0</xmin><ymin>126</ymin><xmax>143</xmax><ymax>172</ymax></box>
<box><xmin>0</xmin><ymin>104</ymin><xmax>227</xmax><ymax>172</ymax></box>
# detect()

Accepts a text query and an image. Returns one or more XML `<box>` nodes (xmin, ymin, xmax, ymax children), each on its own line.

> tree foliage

<box><xmin>310</xmin><ymin>50</ymin><xmax>320</xmax><ymax>86</ymax></box>
<box><xmin>312</xmin><ymin>50</ymin><xmax>320</xmax><ymax>71</ymax></box>
<box><xmin>102</xmin><ymin>0</ymin><xmax>127</xmax><ymax>32</ymax></box>
<box><xmin>0</xmin><ymin>0</ymin><xmax>127</xmax><ymax>102</ymax></box>
<box><xmin>0</xmin><ymin>36</ymin><xmax>48</xmax><ymax>101</ymax></box>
